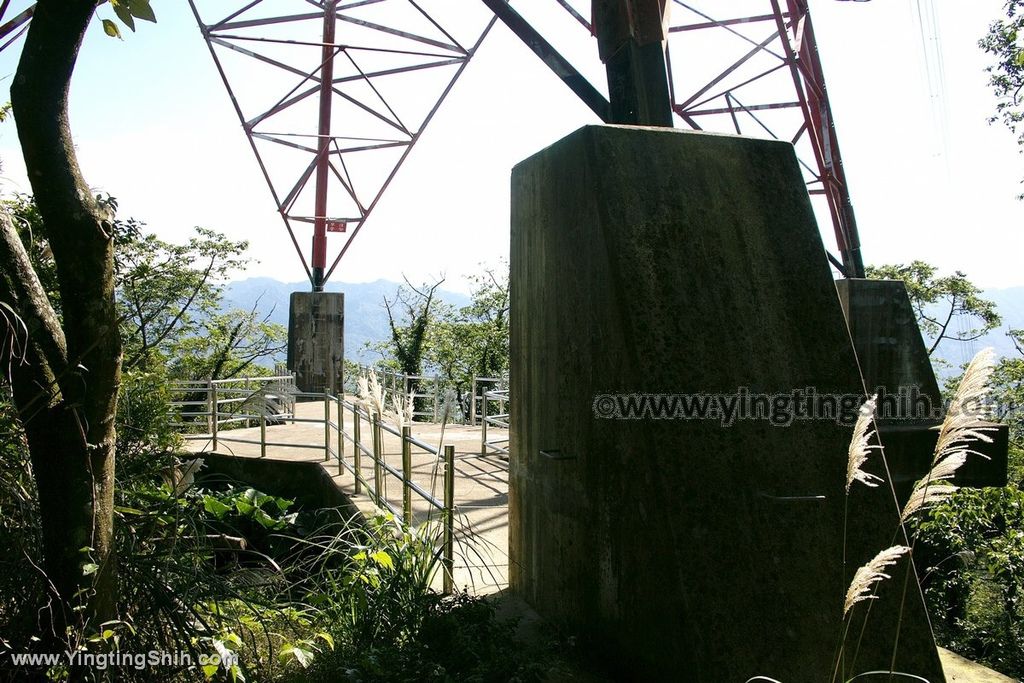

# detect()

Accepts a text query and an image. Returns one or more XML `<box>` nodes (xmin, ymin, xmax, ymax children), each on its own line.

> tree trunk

<box><xmin>2</xmin><ymin>0</ymin><xmax>121</xmax><ymax>634</ymax></box>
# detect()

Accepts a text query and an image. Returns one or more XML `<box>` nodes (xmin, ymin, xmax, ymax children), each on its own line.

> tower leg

<box><xmin>510</xmin><ymin>124</ymin><xmax>945</xmax><ymax>680</ymax></box>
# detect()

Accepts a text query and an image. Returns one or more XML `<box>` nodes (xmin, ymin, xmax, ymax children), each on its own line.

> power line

<box><xmin>911</xmin><ymin>0</ymin><xmax>951</xmax><ymax>172</ymax></box>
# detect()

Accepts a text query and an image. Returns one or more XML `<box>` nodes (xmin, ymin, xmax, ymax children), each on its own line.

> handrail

<box><xmin>356</xmin><ymin>365</ymin><xmax>510</xmax><ymax>425</ymax></box>
<box><xmin>470</xmin><ymin>377</ymin><xmax>506</xmax><ymax>425</ymax></box>
<box><xmin>168</xmin><ymin>375</ymin><xmax>299</xmax><ymax>444</ymax></box>
<box><xmin>481</xmin><ymin>387</ymin><xmax>510</xmax><ymax>457</ymax></box>
<box><xmin>169</xmin><ymin>378</ymin><xmax>458</xmax><ymax>593</ymax></box>
<box><xmin>339</xmin><ymin>399</ymin><xmax>444</xmax><ymax>509</ymax></box>
<box><xmin>168</xmin><ymin>374</ymin><xmax>295</xmax><ymax>387</ymax></box>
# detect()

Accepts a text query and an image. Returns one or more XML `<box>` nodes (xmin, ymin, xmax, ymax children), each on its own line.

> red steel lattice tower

<box><xmin>0</xmin><ymin>0</ymin><xmax>869</xmax><ymax>280</ymax></box>
<box><xmin>186</xmin><ymin>0</ymin><xmax>495</xmax><ymax>290</ymax></box>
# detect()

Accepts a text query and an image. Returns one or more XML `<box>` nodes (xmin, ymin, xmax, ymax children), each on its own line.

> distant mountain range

<box><xmin>224</xmin><ymin>278</ymin><xmax>1024</xmax><ymax>373</ymax></box>
<box><xmin>223</xmin><ymin>278</ymin><xmax>470</xmax><ymax>364</ymax></box>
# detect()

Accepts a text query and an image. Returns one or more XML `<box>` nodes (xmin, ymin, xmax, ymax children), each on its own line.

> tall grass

<box><xmin>831</xmin><ymin>348</ymin><xmax>998</xmax><ymax>683</ymax></box>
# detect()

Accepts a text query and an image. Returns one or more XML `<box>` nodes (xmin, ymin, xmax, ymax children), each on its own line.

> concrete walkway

<box><xmin>184</xmin><ymin>399</ymin><xmax>510</xmax><ymax>595</ymax></box>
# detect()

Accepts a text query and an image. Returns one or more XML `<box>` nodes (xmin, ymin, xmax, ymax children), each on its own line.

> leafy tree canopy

<box><xmin>426</xmin><ymin>264</ymin><xmax>509</xmax><ymax>393</ymax></box>
<box><xmin>867</xmin><ymin>261</ymin><xmax>1000</xmax><ymax>357</ymax></box>
<box><xmin>980</xmin><ymin>0</ymin><xmax>1024</xmax><ymax>197</ymax></box>
<box><xmin>3</xmin><ymin>193</ymin><xmax>285</xmax><ymax>381</ymax></box>
<box><xmin>366</xmin><ymin>264</ymin><xmax>509</xmax><ymax>418</ymax></box>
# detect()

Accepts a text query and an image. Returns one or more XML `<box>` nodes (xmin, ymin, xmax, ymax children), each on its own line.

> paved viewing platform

<box><xmin>183</xmin><ymin>399</ymin><xmax>510</xmax><ymax>595</ymax></box>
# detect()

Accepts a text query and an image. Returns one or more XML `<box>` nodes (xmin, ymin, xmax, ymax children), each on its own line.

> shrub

<box><xmin>914</xmin><ymin>486</ymin><xmax>1024</xmax><ymax>676</ymax></box>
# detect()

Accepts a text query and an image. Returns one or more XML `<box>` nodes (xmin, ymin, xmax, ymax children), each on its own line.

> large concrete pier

<box><xmin>509</xmin><ymin>125</ymin><xmax>944</xmax><ymax>680</ymax></box>
<box><xmin>287</xmin><ymin>291</ymin><xmax>345</xmax><ymax>394</ymax></box>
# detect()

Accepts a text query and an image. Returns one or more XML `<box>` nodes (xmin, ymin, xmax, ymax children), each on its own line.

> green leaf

<box><xmin>101</xmin><ymin>19</ymin><xmax>122</xmax><ymax>39</ymax></box>
<box><xmin>315</xmin><ymin>632</ymin><xmax>335</xmax><ymax>650</ymax></box>
<box><xmin>202</xmin><ymin>663</ymin><xmax>219</xmax><ymax>679</ymax></box>
<box><xmin>110</xmin><ymin>0</ymin><xmax>135</xmax><ymax>31</ymax></box>
<box><xmin>212</xmin><ymin>638</ymin><xmax>234</xmax><ymax>667</ymax></box>
<box><xmin>129</xmin><ymin>0</ymin><xmax>157</xmax><ymax>23</ymax></box>
<box><xmin>203</xmin><ymin>496</ymin><xmax>231</xmax><ymax>520</ymax></box>
<box><xmin>82</xmin><ymin>563</ymin><xmax>99</xmax><ymax>576</ymax></box>
<box><xmin>252</xmin><ymin>507</ymin><xmax>279</xmax><ymax>529</ymax></box>
<box><xmin>280</xmin><ymin>644</ymin><xmax>314</xmax><ymax>668</ymax></box>
<box><xmin>370</xmin><ymin>550</ymin><xmax>394</xmax><ymax>570</ymax></box>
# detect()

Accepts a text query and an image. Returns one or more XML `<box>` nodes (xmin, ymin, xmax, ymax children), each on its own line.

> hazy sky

<box><xmin>0</xmin><ymin>1</ymin><xmax>1021</xmax><ymax>293</ymax></box>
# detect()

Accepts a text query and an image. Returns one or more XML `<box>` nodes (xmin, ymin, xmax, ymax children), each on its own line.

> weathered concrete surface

<box><xmin>288</xmin><ymin>292</ymin><xmax>344</xmax><ymax>394</ymax></box>
<box><xmin>510</xmin><ymin>125</ymin><xmax>944</xmax><ymax>681</ymax></box>
<box><xmin>939</xmin><ymin>648</ymin><xmax>1019</xmax><ymax>683</ymax></box>
<box><xmin>198</xmin><ymin>451</ymin><xmax>362</xmax><ymax>517</ymax></box>
<box><xmin>871</xmin><ymin>419</ymin><xmax>1009</xmax><ymax>505</ymax></box>
<box><xmin>492</xmin><ymin>596</ymin><xmax>1013</xmax><ymax>682</ymax></box>
<box><xmin>837</xmin><ymin>278</ymin><xmax>943</xmax><ymax>409</ymax></box>
<box><xmin>837</xmin><ymin>278</ymin><xmax>1008</xmax><ymax>503</ymax></box>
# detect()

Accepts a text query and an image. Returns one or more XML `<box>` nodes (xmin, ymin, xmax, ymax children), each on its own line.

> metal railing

<box><xmin>169</xmin><ymin>375</ymin><xmax>298</xmax><ymax>439</ymax></box>
<box><xmin>375</xmin><ymin>368</ymin><xmax>443</xmax><ymax>421</ymax></box>
<box><xmin>173</xmin><ymin>379</ymin><xmax>457</xmax><ymax>593</ymax></box>
<box><xmin>332</xmin><ymin>397</ymin><xmax>457</xmax><ymax>593</ymax></box>
<box><xmin>480</xmin><ymin>388</ymin><xmax>509</xmax><ymax>457</ymax></box>
<box><xmin>363</xmin><ymin>367</ymin><xmax>509</xmax><ymax>425</ymax></box>
<box><xmin>469</xmin><ymin>376</ymin><xmax>504</xmax><ymax>425</ymax></box>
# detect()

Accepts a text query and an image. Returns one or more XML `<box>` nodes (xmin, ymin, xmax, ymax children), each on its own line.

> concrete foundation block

<box><xmin>837</xmin><ymin>278</ymin><xmax>1008</xmax><ymax>500</ymax></box>
<box><xmin>836</xmin><ymin>278</ymin><xmax>943</xmax><ymax>408</ymax></box>
<box><xmin>510</xmin><ymin>125</ymin><xmax>944</xmax><ymax>680</ymax></box>
<box><xmin>876</xmin><ymin>418</ymin><xmax>1008</xmax><ymax>505</ymax></box>
<box><xmin>287</xmin><ymin>291</ymin><xmax>344</xmax><ymax>394</ymax></box>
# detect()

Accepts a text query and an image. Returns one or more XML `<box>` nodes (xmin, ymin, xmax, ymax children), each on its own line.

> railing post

<box><xmin>401</xmin><ymin>426</ymin><xmax>412</xmax><ymax>526</ymax></box>
<box><xmin>352</xmin><ymin>403</ymin><xmax>362</xmax><ymax>495</ymax></box>
<box><xmin>211</xmin><ymin>382</ymin><xmax>219</xmax><ymax>452</ymax></box>
<box><xmin>324</xmin><ymin>393</ymin><xmax>331</xmax><ymax>462</ymax></box>
<box><xmin>259</xmin><ymin>400</ymin><xmax>267</xmax><ymax>459</ymax></box>
<box><xmin>372</xmin><ymin>413</ymin><xmax>383</xmax><ymax>506</ymax></box>
<box><xmin>290</xmin><ymin>372</ymin><xmax>297</xmax><ymax>424</ymax></box>
<box><xmin>205</xmin><ymin>380</ymin><xmax>213</xmax><ymax>433</ymax></box>
<box><xmin>480</xmin><ymin>391</ymin><xmax>488</xmax><ymax>456</ymax></box>
<box><xmin>470</xmin><ymin>378</ymin><xmax>477</xmax><ymax>425</ymax></box>
<box><xmin>337</xmin><ymin>396</ymin><xmax>344</xmax><ymax>476</ymax></box>
<box><xmin>443</xmin><ymin>444</ymin><xmax>455</xmax><ymax>595</ymax></box>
